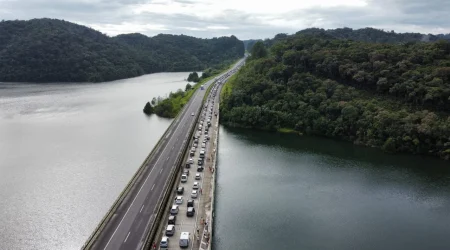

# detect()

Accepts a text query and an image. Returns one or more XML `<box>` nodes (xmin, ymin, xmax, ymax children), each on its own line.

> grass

<box><xmin>277</xmin><ymin>127</ymin><xmax>302</xmax><ymax>135</ymax></box>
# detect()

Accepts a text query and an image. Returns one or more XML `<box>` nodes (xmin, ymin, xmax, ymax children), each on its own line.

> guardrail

<box><xmin>81</xmin><ymin>95</ymin><xmax>191</xmax><ymax>250</ymax></box>
<box><xmin>142</xmin><ymin>88</ymin><xmax>208</xmax><ymax>249</ymax></box>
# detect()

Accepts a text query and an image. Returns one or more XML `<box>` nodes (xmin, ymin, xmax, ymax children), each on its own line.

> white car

<box><xmin>193</xmin><ymin>182</ymin><xmax>199</xmax><ymax>190</ymax></box>
<box><xmin>175</xmin><ymin>196</ymin><xmax>183</xmax><ymax>204</ymax></box>
<box><xmin>191</xmin><ymin>190</ymin><xmax>198</xmax><ymax>198</ymax></box>
<box><xmin>191</xmin><ymin>112</ymin><xmax>195</xmax><ymax>116</ymax></box>
<box><xmin>195</xmin><ymin>173</ymin><xmax>201</xmax><ymax>180</ymax></box>
<box><xmin>181</xmin><ymin>174</ymin><xmax>188</xmax><ymax>183</ymax></box>
<box><xmin>170</xmin><ymin>205</ymin><xmax>179</xmax><ymax>215</ymax></box>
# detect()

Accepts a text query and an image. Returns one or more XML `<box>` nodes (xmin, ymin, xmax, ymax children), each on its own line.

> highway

<box><xmin>89</xmin><ymin>58</ymin><xmax>245</xmax><ymax>250</ymax></box>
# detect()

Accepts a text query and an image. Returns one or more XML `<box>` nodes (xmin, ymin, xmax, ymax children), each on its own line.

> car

<box><xmin>170</xmin><ymin>205</ymin><xmax>179</xmax><ymax>215</ymax></box>
<box><xmin>187</xmin><ymin>207</ymin><xmax>195</xmax><ymax>217</ymax></box>
<box><xmin>181</xmin><ymin>174</ymin><xmax>188</xmax><ymax>183</ymax></box>
<box><xmin>201</xmin><ymin>143</ymin><xmax>206</xmax><ymax>148</ymax></box>
<box><xmin>197</xmin><ymin>166</ymin><xmax>204</xmax><ymax>172</ymax></box>
<box><xmin>191</xmin><ymin>112</ymin><xmax>194</xmax><ymax>116</ymax></box>
<box><xmin>175</xmin><ymin>196</ymin><xmax>183</xmax><ymax>204</ymax></box>
<box><xmin>189</xmin><ymin>151</ymin><xmax>195</xmax><ymax>156</ymax></box>
<box><xmin>198</xmin><ymin>159</ymin><xmax>203</xmax><ymax>165</ymax></box>
<box><xmin>206</xmin><ymin>136</ymin><xmax>210</xmax><ymax>141</ymax></box>
<box><xmin>191</xmin><ymin>190</ymin><xmax>198</xmax><ymax>198</ymax></box>
<box><xmin>168</xmin><ymin>215</ymin><xmax>176</xmax><ymax>225</ymax></box>
<box><xmin>185</xmin><ymin>163</ymin><xmax>191</xmax><ymax>169</ymax></box>
<box><xmin>203</xmin><ymin>138</ymin><xmax>207</xmax><ymax>143</ymax></box>
<box><xmin>183</xmin><ymin>169</ymin><xmax>189</xmax><ymax>176</ymax></box>
<box><xmin>187</xmin><ymin>199</ymin><xmax>194</xmax><ymax>207</ymax></box>
<box><xmin>176</xmin><ymin>187</ymin><xmax>184</xmax><ymax>194</ymax></box>
<box><xmin>166</xmin><ymin>224</ymin><xmax>175</xmax><ymax>236</ymax></box>
<box><xmin>193</xmin><ymin>182</ymin><xmax>199</xmax><ymax>189</ymax></box>
<box><xmin>194</xmin><ymin>139</ymin><xmax>199</xmax><ymax>143</ymax></box>
<box><xmin>195</xmin><ymin>173</ymin><xmax>201</xmax><ymax>180</ymax></box>
<box><xmin>160</xmin><ymin>236</ymin><xmax>169</xmax><ymax>248</ymax></box>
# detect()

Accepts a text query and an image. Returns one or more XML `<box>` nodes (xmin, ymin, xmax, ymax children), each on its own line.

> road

<box><xmin>90</xmin><ymin>58</ymin><xmax>245</xmax><ymax>250</ymax></box>
<box><xmin>157</xmin><ymin>73</ymin><xmax>224</xmax><ymax>250</ymax></box>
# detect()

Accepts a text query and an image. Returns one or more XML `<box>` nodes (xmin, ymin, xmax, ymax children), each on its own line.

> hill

<box><xmin>220</xmin><ymin>35</ymin><xmax>450</xmax><ymax>160</ymax></box>
<box><xmin>0</xmin><ymin>18</ymin><xmax>244</xmax><ymax>83</ymax></box>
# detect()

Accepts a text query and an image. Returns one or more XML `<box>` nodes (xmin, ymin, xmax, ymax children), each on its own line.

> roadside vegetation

<box><xmin>220</xmin><ymin>33</ymin><xmax>450</xmax><ymax>160</ymax></box>
<box><xmin>150</xmin><ymin>61</ymin><xmax>240</xmax><ymax>118</ymax></box>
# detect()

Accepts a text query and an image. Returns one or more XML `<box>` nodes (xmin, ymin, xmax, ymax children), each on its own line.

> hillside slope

<box><xmin>0</xmin><ymin>19</ymin><xmax>244</xmax><ymax>83</ymax></box>
<box><xmin>220</xmin><ymin>36</ymin><xmax>450</xmax><ymax>160</ymax></box>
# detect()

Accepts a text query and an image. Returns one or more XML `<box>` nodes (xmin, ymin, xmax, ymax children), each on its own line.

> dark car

<box><xmin>168</xmin><ymin>215</ymin><xmax>176</xmax><ymax>225</ymax></box>
<box><xmin>197</xmin><ymin>166</ymin><xmax>204</xmax><ymax>172</ymax></box>
<box><xmin>187</xmin><ymin>199</ymin><xmax>194</xmax><ymax>207</ymax></box>
<box><xmin>176</xmin><ymin>187</ymin><xmax>184</xmax><ymax>195</ymax></box>
<box><xmin>198</xmin><ymin>159</ymin><xmax>203</xmax><ymax>166</ymax></box>
<box><xmin>187</xmin><ymin>207</ymin><xmax>195</xmax><ymax>217</ymax></box>
<box><xmin>183</xmin><ymin>169</ymin><xmax>189</xmax><ymax>176</ymax></box>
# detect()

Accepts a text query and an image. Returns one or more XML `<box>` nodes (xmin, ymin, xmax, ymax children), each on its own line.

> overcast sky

<box><xmin>1</xmin><ymin>0</ymin><xmax>449</xmax><ymax>40</ymax></box>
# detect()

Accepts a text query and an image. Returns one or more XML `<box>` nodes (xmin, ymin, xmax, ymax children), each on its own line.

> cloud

<box><xmin>1</xmin><ymin>0</ymin><xmax>450</xmax><ymax>39</ymax></box>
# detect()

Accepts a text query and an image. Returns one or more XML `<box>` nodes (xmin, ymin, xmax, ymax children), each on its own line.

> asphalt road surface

<box><xmin>90</xmin><ymin>59</ymin><xmax>245</xmax><ymax>250</ymax></box>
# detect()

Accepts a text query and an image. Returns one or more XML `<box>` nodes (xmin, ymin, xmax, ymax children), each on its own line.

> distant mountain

<box><xmin>295</xmin><ymin>27</ymin><xmax>450</xmax><ymax>44</ymax></box>
<box><xmin>0</xmin><ymin>18</ymin><xmax>244</xmax><ymax>83</ymax></box>
<box><xmin>242</xmin><ymin>39</ymin><xmax>261</xmax><ymax>51</ymax></box>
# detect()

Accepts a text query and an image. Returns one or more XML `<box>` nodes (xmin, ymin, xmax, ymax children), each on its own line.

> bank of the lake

<box><xmin>214</xmin><ymin>126</ymin><xmax>450</xmax><ymax>250</ymax></box>
<box><xmin>0</xmin><ymin>72</ymin><xmax>190</xmax><ymax>250</ymax></box>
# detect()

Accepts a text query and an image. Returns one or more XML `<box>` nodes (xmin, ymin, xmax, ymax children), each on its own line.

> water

<box><xmin>214</xmin><ymin>127</ymin><xmax>450</xmax><ymax>250</ymax></box>
<box><xmin>0</xmin><ymin>73</ymin><xmax>191</xmax><ymax>250</ymax></box>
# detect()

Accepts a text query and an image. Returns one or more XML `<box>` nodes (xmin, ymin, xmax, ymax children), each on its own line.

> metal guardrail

<box><xmin>81</xmin><ymin>97</ymin><xmax>191</xmax><ymax>250</ymax></box>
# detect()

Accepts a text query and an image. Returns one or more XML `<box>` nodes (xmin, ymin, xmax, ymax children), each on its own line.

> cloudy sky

<box><xmin>1</xmin><ymin>0</ymin><xmax>449</xmax><ymax>39</ymax></box>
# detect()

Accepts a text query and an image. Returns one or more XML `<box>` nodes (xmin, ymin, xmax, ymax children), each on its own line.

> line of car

<box><xmin>160</xmin><ymin>64</ymin><xmax>242</xmax><ymax>249</ymax></box>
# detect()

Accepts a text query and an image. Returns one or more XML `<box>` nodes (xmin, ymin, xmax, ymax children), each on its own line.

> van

<box><xmin>179</xmin><ymin>232</ymin><xmax>190</xmax><ymax>248</ymax></box>
<box><xmin>166</xmin><ymin>224</ymin><xmax>175</xmax><ymax>236</ymax></box>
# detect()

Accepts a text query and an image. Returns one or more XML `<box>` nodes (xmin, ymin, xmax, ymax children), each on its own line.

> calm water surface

<box><xmin>0</xmin><ymin>73</ymin><xmax>190</xmax><ymax>250</ymax></box>
<box><xmin>214</xmin><ymin>127</ymin><xmax>450</xmax><ymax>250</ymax></box>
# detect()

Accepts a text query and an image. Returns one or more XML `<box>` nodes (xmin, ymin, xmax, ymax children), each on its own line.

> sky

<box><xmin>1</xmin><ymin>0</ymin><xmax>450</xmax><ymax>40</ymax></box>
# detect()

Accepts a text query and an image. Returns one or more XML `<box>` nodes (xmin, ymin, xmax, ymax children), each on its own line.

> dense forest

<box><xmin>221</xmin><ymin>35</ymin><xmax>450</xmax><ymax>160</ymax></box>
<box><xmin>0</xmin><ymin>18</ymin><xmax>244</xmax><ymax>83</ymax></box>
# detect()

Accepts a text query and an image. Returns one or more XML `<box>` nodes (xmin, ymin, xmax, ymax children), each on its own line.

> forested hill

<box><xmin>0</xmin><ymin>18</ymin><xmax>244</xmax><ymax>83</ymax></box>
<box><xmin>220</xmin><ymin>35</ymin><xmax>450</xmax><ymax>160</ymax></box>
<box><xmin>296</xmin><ymin>27</ymin><xmax>450</xmax><ymax>44</ymax></box>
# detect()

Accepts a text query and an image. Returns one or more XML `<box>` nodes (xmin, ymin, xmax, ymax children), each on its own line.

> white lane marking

<box><xmin>103</xmin><ymin>165</ymin><xmax>156</xmax><ymax>249</ymax></box>
<box><xmin>160</xmin><ymin>168</ymin><xmax>163</xmax><ymax>174</ymax></box>
<box><xmin>124</xmin><ymin>232</ymin><xmax>131</xmax><ymax>243</ymax></box>
<box><xmin>140</xmin><ymin>205</ymin><xmax>145</xmax><ymax>213</ymax></box>
<box><xmin>167</xmin><ymin>156</ymin><xmax>169</xmax><ymax>161</ymax></box>
<box><xmin>104</xmin><ymin>84</ymin><xmax>203</xmax><ymax>248</ymax></box>
<box><xmin>151</xmin><ymin>184</ymin><xmax>155</xmax><ymax>191</ymax></box>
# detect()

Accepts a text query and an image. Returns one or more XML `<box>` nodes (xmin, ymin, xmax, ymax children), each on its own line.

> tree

<box><xmin>143</xmin><ymin>102</ymin><xmax>154</xmax><ymax>115</ymax></box>
<box><xmin>250</xmin><ymin>41</ymin><xmax>268</xmax><ymax>60</ymax></box>
<box><xmin>185</xmin><ymin>83</ymin><xmax>192</xmax><ymax>91</ymax></box>
<box><xmin>187</xmin><ymin>72</ymin><xmax>199</xmax><ymax>82</ymax></box>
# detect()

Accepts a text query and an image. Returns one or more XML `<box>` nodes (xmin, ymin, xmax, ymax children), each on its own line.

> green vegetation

<box><xmin>0</xmin><ymin>18</ymin><xmax>244</xmax><ymax>83</ymax></box>
<box><xmin>220</xmin><ymin>34</ymin><xmax>450</xmax><ymax>160</ymax></box>
<box><xmin>143</xmin><ymin>102</ymin><xmax>154</xmax><ymax>115</ymax></box>
<box><xmin>187</xmin><ymin>72</ymin><xmax>200</xmax><ymax>82</ymax></box>
<box><xmin>153</xmin><ymin>62</ymin><xmax>237</xmax><ymax>118</ymax></box>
